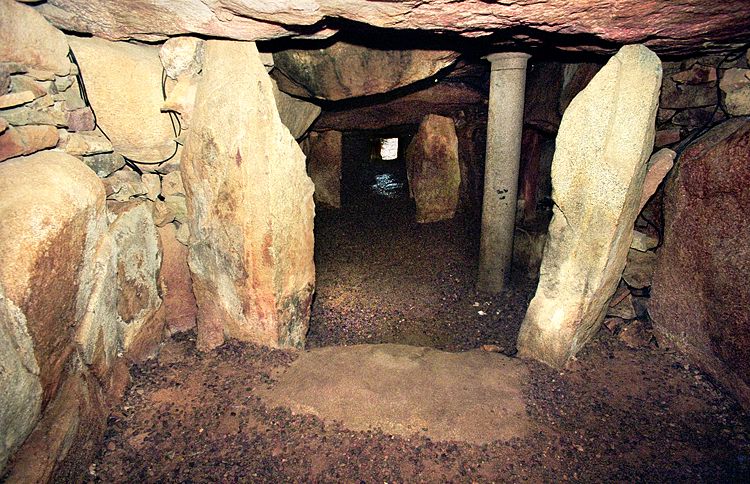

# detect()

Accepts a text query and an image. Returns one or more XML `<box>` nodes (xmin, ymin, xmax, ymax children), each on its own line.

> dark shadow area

<box><xmin>307</xmin><ymin>129</ymin><xmax>536</xmax><ymax>352</ymax></box>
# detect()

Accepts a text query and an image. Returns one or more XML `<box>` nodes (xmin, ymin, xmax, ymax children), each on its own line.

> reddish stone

<box><xmin>651</xmin><ymin>118</ymin><xmax>750</xmax><ymax>411</ymax></box>
<box><xmin>158</xmin><ymin>224</ymin><xmax>197</xmax><ymax>334</ymax></box>
<box><xmin>654</xmin><ymin>128</ymin><xmax>682</xmax><ymax>148</ymax></box>
<box><xmin>66</xmin><ymin>106</ymin><xmax>96</xmax><ymax>132</ymax></box>
<box><xmin>34</xmin><ymin>1</ymin><xmax>750</xmax><ymax>56</ymax></box>
<box><xmin>671</xmin><ymin>64</ymin><xmax>717</xmax><ymax>84</ymax></box>
<box><xmin>124</xmin><ymin>303</ymin><xmax>166</xmax><ymax>363</ymax></box>
<box><xmin>0</xmin><ymin>125</ymin><xmax>59</xmax><ymax>162</ymax></box>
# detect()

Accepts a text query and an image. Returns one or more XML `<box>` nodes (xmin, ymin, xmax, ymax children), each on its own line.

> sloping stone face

<box><xmin>516</xmin><ymin>45</ymin><xmax>662</xmax><ymax>367</ymax></box>
<box><xmin>405</xmin><ymin>114</ymin><xmax>460</xmax><ymax>223</ymax></box>
<box><xmin>272</xmin><ymin>79</ymin><xmax>321</xmax><ymax>139</ymax></box>
<box><xmin>273</xmin><ymin>42</ymin><xmax>459</xmax><ymax>101</ymax></box>
<box><xmin>306</xmin><ymin>130</ymin><xmax>342</xmax><ymax>208</ymax></box>
<box><xmin>34</xmin><ymin>1</ymin><xmax>750</xmax><ymax>55</ymax></box>
<box><xmin>650</xmin><ymin>118</ymin><xmax>750</xmax><ymax>410</ymax></box>
<box><xmin>181</xmin><ymin>40</ymin><xmax>315</xmax><ymax>351</ymax></box>
<box><xmin>67</xmin><ymin>36</ymin><xmax>176</xmax><ymax>162</ymax></box>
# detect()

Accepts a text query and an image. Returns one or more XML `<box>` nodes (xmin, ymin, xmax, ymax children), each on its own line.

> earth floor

<box><xmin>87</xmin><ymin>161</ymin><xmax>750</xmax><ymax>482</ymax></box>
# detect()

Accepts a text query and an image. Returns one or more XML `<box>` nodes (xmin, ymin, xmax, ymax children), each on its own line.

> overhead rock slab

<box><xmin>273</xmin><ymin>42</ymin><xmax>458</xmax><ymax>101</ymax></box>
<box><xmin>651</xmin><ymin>118</ymin><xmax>750</xmax><ymax>411</ymax></box>
<box><xmin>259</xmin><ymin>344</ymin><xmax>531</xmax><ymax>444</ymax></box>
<box><xmin>33</xmin><ymin>1</ymin><xmax>750</xmax><ymax>55</ymax></box>
<box><xmin>0</xmin><ymin>0</ymin><xmax>70</xmax><ymax>76</ymax></box>
<box><xmin>67</xmin><ymin>36</ymin><xmax>176</xmax><ymax>162</ymax></box>
<box><xmin>314</xmin><ymin>82</ymin><xmax>484</xmax><ymax>132</ymax></box>
<box><xmin>305</xmin><ymin>130</ymin><xmax>342</xmax><ymax>208</ymax></box>
<box><xmin>516</xmin><ymin>45</ymin><xmax>662</xmax><ymax>367</ymax></box>
<box><xmin>181</xmin><ymin>40</ymin><xmax>315</xmax><ymax>351</ymax></box>
<box><xmin>405</xmin><ymin>114</ymin><xmax>460</xmax><ymax>223</ymax></box>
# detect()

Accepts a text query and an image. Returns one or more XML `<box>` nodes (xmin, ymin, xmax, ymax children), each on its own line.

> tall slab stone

<box><xmin>181</xmin><ymin>40</ymin><xmax>315</xmax><ymax>351</ymax></box>
<box><xmin>405</xmin><ymin>114</ymin><xmax>460</xmax><ymax>223</ymax></box>
<box><xmin>517</xmin><ymin>45</ymin><xmax>662</xmax><ymax>367</ymax></box>
<box><xmin>306</xmin><ymin>130</ymin><xmax>342</xmax><ymax>208</ymax></box>
<box><xmin>651</xmin><ymin>118</ymin><xmax>750</xmax><ymax>410</ymax></box>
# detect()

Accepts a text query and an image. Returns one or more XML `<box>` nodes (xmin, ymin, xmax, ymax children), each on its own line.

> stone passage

<box><xmin>259</xmin><ymin>344</ymin><xmax>531</xmax><ymax>445</ymax></box>
<box><xmin>517</xmin><ymin>45</ymin><xmax>662</xmax><ymax>367</ymax></box>
<box><xmin>180</xmin><ymin>40</ymin><xmax>315</xmax><ymax>351</ymax></box>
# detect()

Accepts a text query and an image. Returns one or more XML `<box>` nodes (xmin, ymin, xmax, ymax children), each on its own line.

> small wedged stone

<box><xmin>719</xmin><ymin>68</ymin><xmax>750</xmax><ymax>116</ymax></box>
<box><xmin>103</xmin><ymin>169</ymin><xmax>147</xmax><ymax>201</ymax></box>
<box><xmin>82</xmin><ymin>152</ymin><xmax>126</xmax><ymax>178</ymax></box>
<box><xmin>59</xmin><ymin>130</ymin><xmax>113</xmax><ymax>156</ymax></box>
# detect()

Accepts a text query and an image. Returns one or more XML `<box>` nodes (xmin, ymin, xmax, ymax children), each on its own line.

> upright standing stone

<box><xmin>477</xmin><ymin>53</ymin><xmax>530</xmax><ymax>292</ymax></box>
<box><xmin>517</xmin><ymin>45</ymin><xmax>662</xmax><ymax>367</ymax></box>
<box><xmin>181</xmin><ymin>40</ymin><xmax>315</xmax><ymax>351</ymax></box>
<box><xmin>405</xmin><ymin>114</ymin><xmax>460</xmax><ymax>223</ymax></box>
<box><xmin>306</xmin><ymin>130</ymin><xmax>343</xmax><ymax>208</ymax></box>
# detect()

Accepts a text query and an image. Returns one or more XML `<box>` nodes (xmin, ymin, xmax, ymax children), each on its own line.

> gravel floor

<box><xmin>87</xmin><ymin>162</ymin><xmax>750</xmax><ymax>482</ymax></box>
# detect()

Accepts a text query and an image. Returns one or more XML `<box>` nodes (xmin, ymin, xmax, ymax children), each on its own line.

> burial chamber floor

<box><xmin>84</xmin><ymin>189</ymin><xmax>750</xmax><ymax>482</ymax></box>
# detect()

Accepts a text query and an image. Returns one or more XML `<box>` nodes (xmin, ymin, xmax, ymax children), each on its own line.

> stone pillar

<box><xmin>477</xmin><ymin>52</ymin><xmax>530</xmax><ymax>293</ymax></box>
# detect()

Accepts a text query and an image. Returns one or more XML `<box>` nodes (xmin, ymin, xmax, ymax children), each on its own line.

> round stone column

<box><xmin>477</xmin><ymin>52</ymin><xmax>531</xmax><ymax>293</ymax></box>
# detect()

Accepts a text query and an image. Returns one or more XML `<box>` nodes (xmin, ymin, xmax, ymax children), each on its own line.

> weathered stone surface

<box><xmin>181</xmin><ymin>40</ymin><xmax>315</xmax><ymax>351</ymax></box>
<box><xmin>651</xmin><ymin>118</ymin><xmax>750</xmax><ymax>411</ymax></box>
<box><xmin>0</xmin><ymin>285</ymin><xmax>42</xmax><ymax>472</ymax></box>
<box><xmin>164</xmin><ymin>194</ymin><xmax>188</xmax><ymax>224</ymax></box>
<box><xmin>517</xmin><ymin>45</ymin><xmax>662</xmax><ymax>367</ymax></box>
<box><xmin>405</xmin><ymin>114</ymin><xmax>460</xmax><ymax>223</ymax></box>
<box><xmin>524</xmin><ymin>62</ymin><xmax>565</xmax><ymax>133</ymax></box>
<box><xmin>306</xmin><ymin>130</ymin><xmax>342</xmax><ymax>208</ymax></box>
<box><xmin>66</xmin><ymin>106</ymin><xmax>95</xmax><ymax>132</ymax></box>
<box><xmin>9</xmin><ymin>76</ymin><xmax>51</xmax><ymax>100</ymax></box>
<box><xmin>660</xmin><ymin>78</ymin><xmax>717</xmax><ymax>109</ymax></box>
<box><xmin>58</xmin><ymin>129</ymin><xmax>113</xmax><ymax>156</ymax></box>
<box><xmin>67</xmin><ymin>36</ymin><xmax>176</xmax><ymax>162</ymax></box>
<box><xmin>0</xmin><ymin>152</ymin><xmax>107</xmax><ymax>405</ymax></box>
<box><xmin>622</xmin><ymin>249</ymin><xmax>657</xmax><ymax>289</ymax></box>
<box><xmin>259</xmin><ymin>344</ymin><xmax>530</xmax><ymax>444</ymax></box>
<box><xmin>671</xmin><ymin>106</ymin><xmax>722</xmax><ymax>128</ymax></box>
<box><xmin>0</xmin><ymin>101</ymin><xmax>68</xmax><ymax>126</ymax></box>
<box><xmin>0</xmin><ymin>125</ymin><xmax>58</xmax><ymax>162</ymax></box>
<box><xmin>103</xmin><ymin>169</ymin><xmax>147</xmax><ymax>201</ymax></box>
<box><xmin>654</xmin><ymin>128</ymin><xmax>681</xmax><ymax>148</ymax></box>
<box><xmin>313</xmin><ymin>82</ymin><xmax>483</xmax><ymax>132</ymax></box>
<box><xmin>719</xmin><ymin>68</ymin><xmax>750</xmax><ymax>116</ymax></box>
<box><xmin>33</xmin><ymin>1</ymin><xmax>750</xmax><ymax>56</ymax></box>
<box><xmin>152</xmin><ymin>200</ymin><xmax>174</xmax><ymax>227</ymax></box>
<box><xmin>631</xmin><ymin>230</ymin><xmax>658</xmax><ymax>252</ymax></box>
<box><xmin>159</xmin><ymin>37</ymin><xmax>204</xmax><ymax>80</ymax></box>
<box><xmin>0</xmin><ymin>91</ymin><xmax>36</xmax><ymax>109</ymax></box>
<box><xmin>4</xmin><ymin>372</ymin><xmax>107</xmax><ymax>483</ymax></box>
<box><xmin>272</xmin><ymin>79</ymin><xmax>321</xmax><ymax>139</ymax></box>
<box><xmin>162</xmin><ymin>170</ymin><xmax>185</xmax><ymax>196</ymax></box>
<box><xmin>273</xmin><ymin>42</ymin><xmax>458</xmax><ymax>101</ymax></box>
<box><xmin>82</xmin><ymin>152</ymin><xmax>125</xmax><ymax>178</ymax></box>
<box><xmin>0</xmin><ymin>0</ymin><xmax>70</xmax><ymax>76</ymax></box>
<box><xmin>108</xmin><ymin>202</ymin><xmax>164</xmax><ymax>360</ymax></box>
<box><xmin>142</xmin><ymin>173</ymin><xmax>161</xmax><ymax>201</ymax></box>
<box><xmin>672</xmin><ymin>63</ymin><xmax>717</xmax><ymax>84</ymax></box>
<box><xmin>158</xmin><ymin>224</ymin><xmax>197</xmax><ymax>334</ymax></box>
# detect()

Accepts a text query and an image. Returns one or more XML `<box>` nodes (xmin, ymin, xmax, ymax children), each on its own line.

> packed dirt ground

<box><xmin>86</xmin><ymin>161</ymin><xmax>749</xmax><ymax>482</ymax></box>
